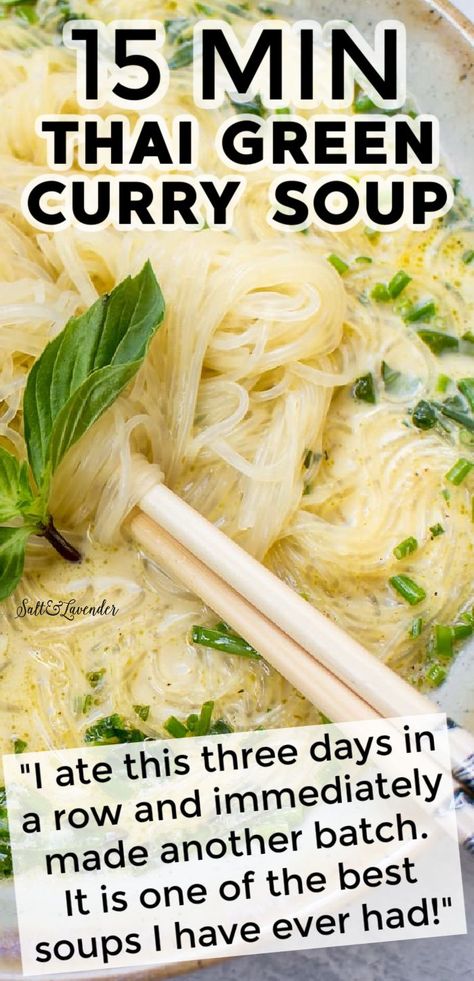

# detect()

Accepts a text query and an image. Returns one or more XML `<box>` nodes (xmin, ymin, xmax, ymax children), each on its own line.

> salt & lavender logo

<box><xmin>15</xmin><ymin>598</ymin><xmax>118</xmax><ymax>622</ymax></box>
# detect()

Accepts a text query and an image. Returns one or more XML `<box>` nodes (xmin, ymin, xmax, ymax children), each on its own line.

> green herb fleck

<box><xmin>412</xmin><ymin>400</ymin><xmax>437</xmax><ymax>430</ymax></box>
<box><xmin>409</xmin><ymin>616</ymin><xmax>423</xmax><ymax>638</ymax></box>
<box><xmin>133</xmin><ymin>705</ymin><xmax>150</xmax><ymax>722</ymax></box>
<box><xmin>13</xmin><ymin>739</ymin><xmax>27</xmax><ymax>754</ymax></box>
<box><xmin>364</xmin><ymin>226</ymin><xmax>380</xmax><ymax>241</ymax></box>
<box><xmin>353</xmin><ymin>373</ymin><xmax>376</xmax><ymax>404</ymax></box>
<box><xmin>436</xmin><ymin>374</ymin><xmax>451</xmax><ymax>393</ymax></box>
<box><xmin>87</xmin><ymin>669</ymin><xmax>105</xmax><ymax>689</ymax></box>
<box><xmin>84</xmin><ymin>715</ymin><xmax>148</xmax><ymax>745</ymax></box>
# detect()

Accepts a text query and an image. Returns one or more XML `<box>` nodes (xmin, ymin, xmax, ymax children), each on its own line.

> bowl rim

<box><xmin>424</xmin><ymin>0</ymin><xmax>474</xmax><ymax>41</ymax></box>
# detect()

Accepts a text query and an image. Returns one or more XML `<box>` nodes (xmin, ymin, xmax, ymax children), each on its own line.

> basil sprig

<box><xmin>0</xmin><ymin>261</ymin><xmax>165</xmax><ymax>601</ymax></box>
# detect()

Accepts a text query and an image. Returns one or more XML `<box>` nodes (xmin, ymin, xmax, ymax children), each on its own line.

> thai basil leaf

<box><xmin>0</xmin><ymin>526</ymin><xmax>31</xmax><ymax>602</ymax></box>
<box><xmin>47</xmin><ymin>361</ymin><xmax>140</xmax><ymax>476</ymax></box>
<box><xmin>24</xmin><ymin>261</ymin><xmax>164</xmax><ymax>489</ymax></box>
<box><xmin>0</xmin><ymin>447</ymin><xmax>33</xmax><ymax>522</ymax></box>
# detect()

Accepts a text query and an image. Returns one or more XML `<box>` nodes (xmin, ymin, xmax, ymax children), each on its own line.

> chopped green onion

<box><xmin>388</xmin><ymin>270</ymin><xmax>411</xmax><ymax>298</ymax></box>
<box><xmin>435</xmin><ymin>625</ymin><xmax>453</xmax><ymax>658</ymax></box>
<box><xmin>371</xmin><ymin>283</ymin><xmax>391</xmax><ymax>302</ymax></box>
<box><xmin>185</xmin><ymin>714</ymin><xmax>199</xmax><ymax>733</ymax></box>
<box><xmin>409</xmin><ymin>616</ymin><xmax>423</xmax><ymax>638</ymax></box>
<box><xmin>13</xmin><ymin>739</ymin><xmax>27</xmax><ymax>754</ymax></box>
<box><xmin>353</xmin><ymin>92</ymin><xmax>377</xmax><ymax>113</ymax></box>
<box><xmin>275</xmin><ymin>106</ymin><xmax>290</xmax><ymax>115</ymax></box>
<box><xmin>196</xmin><ymin>700</ymin><xmax>214</xmax><ymax>736</ymax></box>
<box><xmin>462</xmin><ymin>250</ymin><xmax>474</xmax><ymax>265</ymax></box>
<box><xmin>458</xmin><ymin>379</ymin><xmax>474</xmax><ymax>412</ymax></box>
<box><xmin>364</xmin><ymin>226</ymin><xmax>380</xmax><ymax>241</ymax></box>
<box><xmin>393</xmin><ymin>536</ymin><xmax>418</xmax><ymax>560</ymax></box>
<box><xmin>191</xmin><ymin>625</ymin><xmax>261</xmax><ymax>658</ymax></box>
<box><xmin>452</xmin><ymin>622</ymin><xmax>473</xmax><ymax>641</ymax></box>
<box><xmin>353</xmin><ymin>373</ymin><xmax>376</xmax><ymax>404</ymax></box>
<box><xmin>328</xmin><ymin>254</ymin><xmax>349</xmax><ymax>275</ymax></box>
<box><xmin>412</xmin><ymin>400</ymin><xmax>437</xmax><ymax>430</ymax></box>
<box><xmin>429</xmin><ymin>523</ymin><xmax>444</xmax><ymax>538</ymax></box>
<box><xmin>417</xmin><ymin>330</ymin><xmax>459</xmax><ymax>355</ymax></box>
<box><xmin>87</xmin><ymin>669</ymin><xmax>105</xmax><ymax>689</ymax></box>
<box><xmin>403</xmin><ymin>300</ymin><xmax>437</xmax><ymax>323</ymax></box>
<box><xmin>133</xmin><ymin>705</ymin><xmax>150</xmax><ymax>722</ymax></box>
<box><xmin>389</xmin><ymin>575</ymin><xmax>426</xmax><ymax>605</ymax></box>
<box><xmin>210</xmin><ymin>719</ymin><xmax>234</xmax><ymax>734</ymax></box>
<box><xmin>164</xmin><ymin>716</ymin><xmax>188</xmax><ymax>738</ymax></box>
<box><xmin>426</xmin><ymin>664</ymin><xmax>447</xmax><ymax>687</ymax></box>
<box><xmin>436</xmin><ymin>374</ymin><xmax>451</xmax><ymax>393</ymax></box>
<box><xmin>444</xmin><ymin>394</ymin><xmax>467</xmax><ymax>412</ymax></box>
<box><xmin>440</xmin><ymin>403</ymin><xmax>474</xmax><ymax>432</ymax></box>
<box><xmin>445</xmin><ymin>458</ymin><xmax>473</xmax><ymax>485</ymax></box>
<box><xmin>355</xmin><ymin>256</ymin><xmax>372</xmax><ymax>264</ymax></box>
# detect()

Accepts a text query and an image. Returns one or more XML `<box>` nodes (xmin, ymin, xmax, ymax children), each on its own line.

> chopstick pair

<box><xmin>128</xmin><ymin>464</ymin><xmax>474</xmax><ymax>851</ymax></box>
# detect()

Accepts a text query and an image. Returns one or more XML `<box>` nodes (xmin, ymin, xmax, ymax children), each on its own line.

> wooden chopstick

<box><xmin>129</xmin><ymin>510</ymin><xmax>377</xmax><ymax>724</ymax></box>
<box><xmin>133</xmin><ymin>465</ymin><xmax>474</xmax><ymax>794</ymax></box>
<box><xmin>128</xmin><ymin>507</ymin><xmax>474</xmax><ymax>853</ymax></box>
